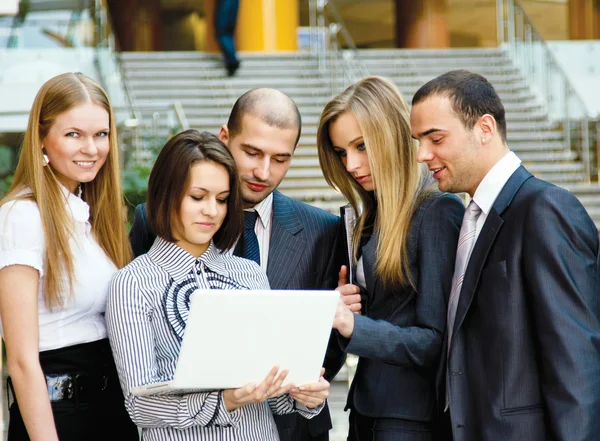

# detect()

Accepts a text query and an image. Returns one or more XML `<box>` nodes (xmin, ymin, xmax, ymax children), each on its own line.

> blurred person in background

<box><xmin>215</xmin><ymin>0</ymin><xmax>240</xmax><ymax>76</ymax></box>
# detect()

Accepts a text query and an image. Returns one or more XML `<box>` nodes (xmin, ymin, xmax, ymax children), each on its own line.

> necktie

<box><xmin>446</xmin><ymin>200</ymin><xmax>481</xmax><ymax>410</ymax></box>
<box><xmin>447</xmin><ymin>200</ymin><xmax>482</xmax><ymax>348</ymax></box>
<box><xmin>234</xmin><ymin>210</ymin><xmax>260</xmax><ymax>265</ymax></box>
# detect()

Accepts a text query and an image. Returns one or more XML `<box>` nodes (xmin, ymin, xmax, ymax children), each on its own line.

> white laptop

<box><xmin>132</xmin><ymin>289</ymin><xmax>340</xmax><ymax>396</ymax></box>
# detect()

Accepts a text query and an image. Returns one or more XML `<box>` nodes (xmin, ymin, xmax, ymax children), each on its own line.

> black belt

<box><xmin>8</xmin><ymin>372</ymin><xmax>109</xmax><ymax>406</ymax></box>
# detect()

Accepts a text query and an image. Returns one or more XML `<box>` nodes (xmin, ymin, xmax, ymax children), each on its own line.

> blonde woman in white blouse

<box><xmin>106</xmin><ymin>130</ymin><xmax>330</xmax><ymax>441</ymax></box>
<box><xmin>0</xmin><ymin>73</ymin><xmax>137</xmax><ymax>441</ymax></box>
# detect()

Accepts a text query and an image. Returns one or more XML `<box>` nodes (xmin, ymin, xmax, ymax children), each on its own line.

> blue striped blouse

<box><xmin>106</xmin><ymin>237</ymin><xmax>321</xmax><ymax>441</ymax></box>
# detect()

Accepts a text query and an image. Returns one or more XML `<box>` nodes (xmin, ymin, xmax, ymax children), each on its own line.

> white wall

<box><xmin>547</xmin><ymin>41</ymin><xmax>600</xmax><ymax>118</ymax></box>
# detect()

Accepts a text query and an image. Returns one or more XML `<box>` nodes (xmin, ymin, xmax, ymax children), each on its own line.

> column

<box><xmin>205</xmin><ymin>0</ymin><xmax>298</xmax><ymax>53</ymax></box>
<box><xmin>395</xmin><ymin>0</ymin><xmax>449</xmax><ymax>49</ymax></box>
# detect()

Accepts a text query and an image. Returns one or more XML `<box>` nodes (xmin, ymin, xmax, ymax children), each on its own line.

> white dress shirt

<box><xmin>106</xmin><ymin>237</ymin><xmax>322</xmax><ymax>441</ymax></box>
<box><xmin>471</xmin><ymin>151</ymin><xmax>522</xmax><ymax>240</ymax></box>
<box><xmin>0</xmin><ymin>187</ymin><xmax>116</xmax><ymax>351</ymax></box>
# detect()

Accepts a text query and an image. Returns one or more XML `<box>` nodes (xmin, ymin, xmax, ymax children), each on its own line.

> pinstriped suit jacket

<box><xmin>443</xmin><ymin>166</ymin><xmax>600</xmax><ymax>441</ymax></box>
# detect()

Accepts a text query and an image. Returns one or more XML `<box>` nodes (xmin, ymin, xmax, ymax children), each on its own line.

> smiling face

<box><xmin>328</xmin><ymin>111</ymin><xmax>374</xmax><ymax>191</ymax></box>
<box><xmin>410</xmin><ymin>94</ymin><xmax>483</xmax><ymax>196</ymax></box>
<box><xmin>220</xmin><ymin>113</ymin><xmax>297</xmax><ymax>208</ymax></box>
<box><xmin>172</xmin><ymin>161</ymin><xmax>230</xmax><ymax>257</ymax></box>
<box><xmin>43</xmin><ymin>101</ymin><xmax>110</xmax><ymax>193</ymax></box>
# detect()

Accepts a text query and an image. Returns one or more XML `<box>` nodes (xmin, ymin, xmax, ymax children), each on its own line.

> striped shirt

<box><xmin>106</xmin><ymin>237</ymin><xmax>321</xmax><ymax>441</ymax></box>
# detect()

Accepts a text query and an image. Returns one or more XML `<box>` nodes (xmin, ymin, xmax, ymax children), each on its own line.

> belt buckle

<box><xmin>46</xmin><ymin>374</ymin><xmax>73</xmax><ymax>401</ymax></box>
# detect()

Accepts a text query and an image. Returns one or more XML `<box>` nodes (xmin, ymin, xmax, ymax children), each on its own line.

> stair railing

<box><xmin>308</xmin><ymin>0</ymin><xmax>369</xmax><ymax>95</ymax></box>
<box><xmin>497</xmin><ymin>0</ymin><xmax>597</xmax><ymax>182</ymax></box>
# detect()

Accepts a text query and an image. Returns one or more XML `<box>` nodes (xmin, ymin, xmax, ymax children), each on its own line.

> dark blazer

<box><xmin>339</xmin><ymin>193</ymin><xmax>464</xmax><ymax>423</ymax></box>
<box><xmin>444</xmin><ymin>166</ymin><xmax>600</xmax><ymax>441</ymax></box>
<box><xmin>128</xmin><ymin>190</ymin><xmax>345</xmax><ymax>441</ymax></box>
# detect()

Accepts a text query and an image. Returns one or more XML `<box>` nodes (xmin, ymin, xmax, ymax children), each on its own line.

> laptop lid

<box><xmin>173</xmin><ymin>289</ymin><xmax>339</xmax><ymax>391</ymax></box>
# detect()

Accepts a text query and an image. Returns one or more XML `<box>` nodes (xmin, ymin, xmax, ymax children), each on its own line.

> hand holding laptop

<box><xmin>223</xmin><ymin>366</ymin><xmax>293</xmax><ymax>411</ymax></box>
<box><xmin>290</xmin><ymin>368</ymin><xmax>330</xmax><ymax>409</ymax></box>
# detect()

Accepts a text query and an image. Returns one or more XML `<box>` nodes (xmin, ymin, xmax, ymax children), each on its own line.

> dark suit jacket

<box><xmin>444</xmin><ymin>166</ymin><xmax>600</xmax><ymax>441</ymax></box>
<box><xmin>128</xmin><ymin>190</ymin><xmax>345</xmax><ymax>441</ymax></box>
<box><xmin>338</xmin><ymin>193</ymin><xmax>464</xmax><ymax>423</ymax></box>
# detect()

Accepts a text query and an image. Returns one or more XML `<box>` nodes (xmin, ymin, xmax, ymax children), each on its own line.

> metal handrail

<box><xmin>497</xmin><ymin>0</ymin><xmax>597</xmax><ymax>181</ymax></box>
<box><xmin>309</xmin><ymin>0</ymin><xmax>369</xmax><ymax>95</ymax></box>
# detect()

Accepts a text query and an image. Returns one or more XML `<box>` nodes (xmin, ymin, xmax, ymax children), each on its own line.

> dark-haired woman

<box><xmin>106</xmin><ymin>130</ymin><xmax>329</xmax><ymax>441</ymax></box>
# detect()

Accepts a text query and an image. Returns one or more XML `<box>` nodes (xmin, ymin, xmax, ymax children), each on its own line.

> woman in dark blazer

<box><xmin>316</xmin><ymin>76</ymin><xmax>464</xmax><ymax>441</ymax></box>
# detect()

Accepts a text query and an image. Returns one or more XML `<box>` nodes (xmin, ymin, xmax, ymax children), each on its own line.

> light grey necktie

<box><xmin>446</xmin><ymin>200</ymin><xmax>481</xmax><ymax>410</ymax></box>
<box><xmin>447</xmin><ymin>200</ymin><xmax>482</xmax><ymax>348</ymax></box>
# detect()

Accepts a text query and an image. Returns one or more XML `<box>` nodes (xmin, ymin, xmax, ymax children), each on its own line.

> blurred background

<box><xmin>1</xmin><ymin>0</ymin><xmax>600</xmax><ymax>439</ymax></box>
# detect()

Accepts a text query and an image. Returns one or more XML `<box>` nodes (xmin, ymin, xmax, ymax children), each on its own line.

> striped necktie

<box><xmin>446</xmin><ymin>200</ymin><xmax>481</xmax><ymax>410</ymax></box>
<box><xmin>234</xmin><ymin>210</ymin><xmax>260</xmax><ymax>265</ymax></box>
<box><xmin>447</xmin><ymin>200</ymin><xmax>481</xmax><ymax>348</ymax></box>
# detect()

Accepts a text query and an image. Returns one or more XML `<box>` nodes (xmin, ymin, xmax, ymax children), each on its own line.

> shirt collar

<box><xmin>246</xmin><ymin>192</ymin><xmax>273</xmax><ymax>230</ymax></box>
<box><xmin>147</xmin><ymin>237</ymin><xmax>226</xmax><ymax>284</ymax></box>
<box><xmin>472</xmin><ymin>151</ymin><xmax>522</xmax><ymax>215</ymax></box>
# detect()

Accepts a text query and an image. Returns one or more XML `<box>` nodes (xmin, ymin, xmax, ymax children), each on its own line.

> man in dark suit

<box><xmin>410</xmin><ymin>70</ymin><xmax>600</xmax><ymax>441</ymax></box>
<box><xmin>129</xmin><ymin>88</ymin><xmax>349</xmax><ymax>441</ymax></box>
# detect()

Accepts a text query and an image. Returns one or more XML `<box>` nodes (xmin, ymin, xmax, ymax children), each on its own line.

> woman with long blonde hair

<box><xmin>318</xmin><ymin>76</ymin><xmax>464</xmax><ymax>441</ymax></box>
<box><xmin>0</xmin><ymin>72</ymin><xmax>137</xmax><ymax>440</ymax></box>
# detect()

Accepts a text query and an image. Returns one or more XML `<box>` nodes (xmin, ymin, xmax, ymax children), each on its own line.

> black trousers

<box><xmin>7</xmin><ymin>339</ymin><xmax>139</xmax><ymax>441</ymax></box>
<box><xmin>348</xmin><ymin>410</ymin><xmax>433</xmax><ymax>441</ymax></box>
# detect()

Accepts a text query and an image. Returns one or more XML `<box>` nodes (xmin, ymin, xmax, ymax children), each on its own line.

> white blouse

<box><xmin>0</xmin><ymin>188</ymin><xmax>117</xmax><ymax>351</ymax></box>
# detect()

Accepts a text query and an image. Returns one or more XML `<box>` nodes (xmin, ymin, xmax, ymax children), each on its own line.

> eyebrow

<box><xmin>413</xmin><ymin>128</ymin><xmax>443</xmax><ymax>140</ymax></box>
<box><xmin>241</xmin><ymin>143</ymin><xmax>292</xmax><ymax>158</ymax></box>
<box><xmin>333</xmin><ymin>136</ymin><xmax>363</xmax><ymax>149</ymax></box>
<box><xmin>190</xmin><ymin>187</ymin><xmax>231</xmax><ymax>195</ymax></box>
<box><xmin>62</xmin><ymin>127</ymin><xmax>110</xmax><ymax>133</ymax></box>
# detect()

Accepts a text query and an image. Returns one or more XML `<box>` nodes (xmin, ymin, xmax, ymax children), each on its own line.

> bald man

<box><xmin>129</xmin><ymin>88</ymin><xmax>345</xmax><ymax>441</ymax></box>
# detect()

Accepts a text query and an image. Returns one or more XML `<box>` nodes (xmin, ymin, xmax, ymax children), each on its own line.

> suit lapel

<box><xmin>266</xmin><ymin>191</ymin><xmax>306</xmax><ymax>289</ymax></box>
<box><xmin>450</xmin><ymin>166</ymin><xmax>533</xmax><ymax>351</ymax></box>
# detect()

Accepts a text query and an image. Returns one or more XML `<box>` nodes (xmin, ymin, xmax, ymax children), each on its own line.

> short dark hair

<box><xmin>146</xmin><ymin>130</ymin><xmax>243</xmax><ymax>252</ymax></box>
<box><xmin>227</xmin><ymin>88</ymin><xmax>302</xmax><ymax>145</ymax></box>
<box><xmin>412</xmin><ymin>70</ymin><xmax>507</xmax><ymax>142</ymax></box>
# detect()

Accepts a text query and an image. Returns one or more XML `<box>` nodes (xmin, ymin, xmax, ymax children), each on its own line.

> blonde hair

<box><xmin>1</xmin><ymin>72</ymin><xmax>132</xmax><ymax>309</ymax></box>
<box><xmin>317</xmin><ymin>76</ymin><xmax>434</xmax><ymax>287</ymax></box>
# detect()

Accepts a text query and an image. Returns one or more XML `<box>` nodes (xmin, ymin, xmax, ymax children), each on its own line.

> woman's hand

<box><xmin>222</xmin><ymin>366</ymin><xmax>293</xmax><ymax>411</ymax></box>
<box><xmin>337</xmin><ymin>266</ymin><xmax>361</xmax><ymax>314</ymax></box>
<box><xmin>333</xmin><ymin>295</ymin><xmax>355</xmax><ymax>338</ymax></box>
<box><xmin>290</xmin><ymin>368</ymin><xmax>330</xmax><ymax>409</ymax></box>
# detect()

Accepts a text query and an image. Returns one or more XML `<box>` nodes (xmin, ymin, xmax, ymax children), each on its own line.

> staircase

<box><xmin>121</xmin><ymin>48</ymin><xmax>600</xmax><ymax>225</ymax></box>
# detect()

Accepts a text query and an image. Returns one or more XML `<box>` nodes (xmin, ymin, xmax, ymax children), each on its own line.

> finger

<box><xmin>348</xmin><ymin>302</ymin><xmax>362</xmax><ymax>313</ymax></box>
<box><xmin>338</xmin><ymin>284</ymin><xmax>360</xmax><ymax>297</ymax></box>
<box><xmin>269</xmin><ymin>382</ymin><xmax>295</xmax><ymax>398</ymax></box>
<box><xmin>296</xmin><ymin>379</ymin><xmax>330</xmax><ymax>392</ymax></box>
<box><xmin>289</xmin><ymin>392</ymin><xmax>325</xmax><ymax>408</ymax></box>
<box><xmin>232</xmin><ymin>382</ymin><xmax>256</xmax><ymax>400</ymax></box>
<box><xmin>290</xmin><ymin>391</ymin><xmax>327</xmax><ymax>402</ymax></box>
<box><xmin>341</xmin><ymin>294</ymin><xmax>361</xmax><ymax>306</ymax></box>
<box><xmin>320</xmin><ymin>367</ymin><xmax>325</xmax><ymax>377</ymax></box>
<box><xmin>255</xmin><ymin>366</ymin><xmax>280</xmax><ymax>400</ymax></box>
<box><xmin>338</xmin><ymin>265</ymin><xmax>347</xmax><ymax>287</ymax></box>
<box><xmin>266</xmin><ymin>369</ymin><xmax>289</xmax><ymax>397</ymax></box>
